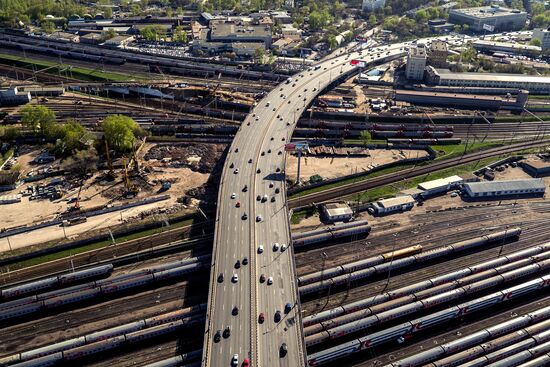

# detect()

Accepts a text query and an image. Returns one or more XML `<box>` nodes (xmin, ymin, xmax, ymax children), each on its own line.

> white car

<box><xmin>273</xmin><ymin>243</ymin><xmax>279</xmax><ymax>251</ymax></box>
<box><xmin>258</xmin><ymin>245</ymin><xmax>264</xmax><ymax>253</ymax></box>
<box><xmin>230</xmin><ymin>193</ymin><xmax>236</xmax><ymax>199</ymax></box>
<box><xmin>267</xmin><ymin>277</ymin><xmax>273</xmax><ymax>285</ymax></box>
<box><xmin>281</xmin><ymin>244</ymin><xmax>287</xmax><ymax>252</ymax></box>
<box><xmin>256</xmin><ymin>215</ymin><xmax>262</xmax><ymax>222</ymax></box>
<box><xmin>231</xmin><ymin>354</ymin><xmax>239</xmax><ymax>366</ymax></box>
<box><xmin>234</xmin><ymin>169</ymin><xmax>239</xmax><ymax>174</ymax></box>
<box><xmin>232</xmin><ymin>274</ymin><xmax>238</xmax><ymax>283</ymax></box>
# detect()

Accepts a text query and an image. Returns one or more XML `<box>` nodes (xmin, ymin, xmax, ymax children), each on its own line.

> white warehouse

<box><xmin>369</xmin><ymin>195</ymin><xmax>415</xmax><ymax>215</ymax></box>
<box><xmin>463</xmin><ymin>179</ymin><xmax>545</xmax><ymax>198</ymax></box>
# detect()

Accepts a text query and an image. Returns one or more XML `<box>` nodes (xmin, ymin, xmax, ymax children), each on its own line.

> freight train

<box><xmin>299</xmin><ymin>228</ymin><xmax>522</xmax><ymax>296</ymax></box>
<box><xmin>292</xmin><ymin>224</ymin><xmax>372</xmax><ymax>248</ymax></box>
<box><xmin>297</xmin><ymin>120</ymin><xmax>454</xmax><ymax>133</ymax></box>
<box><xmin>306</xmin><ymin>274</ymin><xmax>550</xmax><ymax>366</ymax></box>
<box><xmin>298</xmin><ymin>245</ymin><xmax>422</xmax><ymax>286</ymax></box>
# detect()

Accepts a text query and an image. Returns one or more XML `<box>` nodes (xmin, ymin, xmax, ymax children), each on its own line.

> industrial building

<box><xmin>428</xmin><ymin>40</ymin><xmax>449</xmax><ymax>68</ymax></box>
<box><xmin>426</xmin><ymin>67</ymin><xmax>550</xmax><ymax>93</ymax></box>
<box><xmin>472</xmin><ymin>40</ymin><xmax>541</xmax><ymax>56</ymax></box>
<box><xmin>369</xmin><ymin>195</ymin><xmax>415</xmax><ymax>215</ymax></box>
<box><xmin>448</xmin><ymin>6</ymin><xmax>527</xmax><ymax>32</ymax></box>
<box><xmin>322</xmin><ymin>203</ymin><xmax>354</xmax><ymax>223</ymax></box>
<box><xmin>406</xmin><ymin>46</ymin><xmax>427</xmax><ymax>81</ymax></box>
<box><xmin>462</xmin><ymin>179</ymin><xmax>546</xmax><ymax>198</ymax></box>
<box><xmin>418</xmin><ymin>175</ymin><xmax>464</xmax><ymax>197</ymax></box>
<box><xmin>521</xmin><ymin>160</ymin><xmax>550</xmax><ymax>177</ymax></box>
<box><xmin>209</xmin><ymin>20</ymin><xmax>272</xmax><ymax>47</ymax></box>
<box><xmin>395</xmin><ymin>89</ymin><xmax>528</xmax><ymax>111</ymax></box>
<box><xmin>532</xmin><ymin>28</ymin><xmax>550</xmax><ymax>51</ymax></box>
<box><xmin>0</xmin><ymin>87</ymin><xmax>31</xmax><ymax>107</ymax></box>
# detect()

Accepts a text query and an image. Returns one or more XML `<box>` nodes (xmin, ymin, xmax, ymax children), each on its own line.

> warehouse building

<box><xmin>322</xmin><ymin>203</ymin><xmax>354</xmax><ymax>223</ymax></box>
<box><xmin>462</xmin><ymin>179</ymin><xmax>545</xmax><ymax>198</ymax></box>
<box><xmin>369</xmin><ymin>195</ymin><xmax>415</xmax><ymax>215</ymax></box>
<box><xmin>418</xmin><ymin>175</ymin><xmax>464</xmax><ymax>197</ymax></box>
<box><xmin>472</xmin><ymin>40</ymin><xmax>541</xmax><ymax>56</ymax></box>
<box><xmin>448</xmin><ymin>6</ymin><xmax>527</xmax><ymax>32</ymax></box>
<box><xmin>395</xmin><ymin>89</ymin><xmax>528</xmax><ymax>111</ymax></box>
<box><xmin>210</xmin><ymin>20</ymin><xmax>272</xmax><ymax>47</ymax></box>
<box><xmin>426</xmin><ymin>67</ymin><xmax>550</xmax><ymax>93</ymax></box>
<box><xmin>521</xmin><ymin>160</ymin><xmax>550</xmax><ymax>177</ymax></box>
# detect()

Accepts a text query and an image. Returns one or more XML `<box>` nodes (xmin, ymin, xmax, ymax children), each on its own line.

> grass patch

<box><xmin>430</xmin><ymin>141</ymin><xmax>507</xmax><ymax>160</ymax></box>
<box><xmin>291</xmin><ymin>206</ymin><xmax>317</xmax><ymax>225</ymax></box>
<box><xmin>495</xmin><ymin>115</ymin><xmax>550</xmax><ymax>122</ymax></box>
<box><xmin>345</xmin><ymin>156</ymin><xmax>507</xmax><ymax>203</ymax></box>
<box><xmin>0</xmin><ymin>53</ymin><xmax>147</xmax><ymax>82</ymax></box>
<box><xmin>2</xmin><ymin>218</ymin><xmax>195</xmax><ymax>272</ymax></box>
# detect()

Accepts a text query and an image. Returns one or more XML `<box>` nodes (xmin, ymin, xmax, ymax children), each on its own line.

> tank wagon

<box><xmin>0</xmin><ymin>264</ymin><xmax>113</xmax><ymax>301</ymax></box>
<box><xmin>304</xmin><ymin>255</ymin><xmax>550</xmax><ymax>346</ymax></box>
<box><xmin>0</xmin><ymin>305</ymin><xmax>206</xmax><ymax>365</ymax></box>
<box><xmin>292</xmin><ymin>224</ymin><xmax>372</xmax><ymax>248</ymax></box>
<box><xmin>306</xmin><ymin>274</ymin><xmax>550</xmax><ymax>366</ymax></box>
<box><xmin>384</xmin><ymin>305</ymin><xmax>550</xmax><ymax>367</ymax></box>
<box><xmin>0</xmin><ymin>258</ymin><xmax>209</xmax><ymax>322</ymax></box>
<box><xmin>303</xmin><ymin>242</ymin><xmax>550</xmax><ymax>329</ymax></box>
<box><xmin>299</xmin><ymin>228</ymin><xmax>522</xmax><ymax>296</ymax></box>
<box><xmin>298</xmin><ymin>245</ymin><xmax>422</xmax><ymax>286</ymax></box>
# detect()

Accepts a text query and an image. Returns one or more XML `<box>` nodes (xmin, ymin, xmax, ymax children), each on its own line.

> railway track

<box><xmin>0</xmin><ymin>221</ymin><xmax>214</xmax><ymax>287</ymax></box>
<box><xmin>288</xmin><ymin>138</ymin><xmax>550</xmax><ymax>208</ymax></box>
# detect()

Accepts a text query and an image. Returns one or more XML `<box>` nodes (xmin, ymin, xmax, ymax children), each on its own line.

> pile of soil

<box><xmin>144</xmin><ymin>143</ymin><xmax>225</xmax><ymax>173</ymax></box>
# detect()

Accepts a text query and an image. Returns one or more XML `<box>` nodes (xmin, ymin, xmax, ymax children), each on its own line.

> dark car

<box><xmin>280</xmin><ymin>343</ymin><xmax>288</xmax><ymax>357</ymax></box>
<box><xmin>257</xmin><ymin>169</ymin><xmax>261</xmax><ymax>174</ymax></box>
<box><xmin>242</xmin><ymin>257</ymin><xmax>248</xmax><ymax>265</ymax></box>
<box><xmin>274</xmin><ymin>311</ymin><xmax>281</xmax><ymax>322</ymax></box>
<box><xmin>223</xmin><ymin>327</ymin><xmax>231</xmax><ymax>338</ymax></box>
<box><xmin>259</xmin><ymin>313</ymin><xmax>265</xmax><ymax>323</ymax></box>
<box><xmin>235</xmin><ymin>260</ymin><xmax>241</xmax><ymax>269</ymax></box>
<box><xmin>242</xmin><ymin>213</ymin><xmax>248</xmax><ymax>220</ymax></box>
<box><xmin>243</xmin><ymin>185</ymin><xmax>248</xmax><ymax>192</ymax></box>
<box><xmin>217</xmin><ymin>273</ymin><xmax>224</xmax><ymax>283</ymax></box>
<box><xmin>259</xmin><ymin>274</ymin><xmax>266</xmax><ymax>283</ymax></box>
<box><xmin>275</xmin><ymin>188</ymin><xmax>280</xmax><ymax>194</ymax></box>
<box><xmin>284</xmin><ymin>303</ymin><xmax>292</xmax><ymax>314</ymax></box>
<box><xmin>271</xmin><ymin>197</ymin><xmax>276</xmax><ymax>202</ymax></box>
<box><xmin>214</xmin><ymin>330</ymin><xmax>221</xmax><ymax>343</ymax></box>
<box><xmin>232</xmin><ymin>306</ymin><xmax>239</xmax><ymax>316</ymax></box>
<box><xmin>230</xmin><ymin>163</ymin><xmax>234</xmax><ymax>168</ymax></box>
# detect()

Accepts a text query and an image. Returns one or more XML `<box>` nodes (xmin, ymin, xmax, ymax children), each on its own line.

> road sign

<box><xmin>351</xmin><ymin>59</ymin><xmax>367</xmax><ymax>68</ymax></box>
<box><xmin>284</xmin><ymin>142</ymin><xmax>309</xmax><ymax>152</ymax></box>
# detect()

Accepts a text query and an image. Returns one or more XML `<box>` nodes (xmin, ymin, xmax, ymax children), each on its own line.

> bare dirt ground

<box><xmin>286</xmin><ymin>148</ymin><xmax>429</xmax><ymax>184</ymax></box>
<box><xmin>0</xmin><ymin>143</ymin><xmax>213</xmax><ymax>253</ymax></box>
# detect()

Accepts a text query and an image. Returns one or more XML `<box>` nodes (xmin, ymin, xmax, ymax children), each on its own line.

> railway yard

<box><xmin>1</xmin><ymin>29</ymin><xmax>550</xmax><ymax>367</ymax></box>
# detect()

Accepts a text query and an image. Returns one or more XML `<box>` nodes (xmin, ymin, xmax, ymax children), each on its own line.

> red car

<box><xmin>243</xmin><ymin>359</ymin><xmax>250</xmax><ymax>367</ymax></box>
<box><xmin>236</xmin><ymin>201</ymin><xmax>241</xmax><ymax>208</ymax></box>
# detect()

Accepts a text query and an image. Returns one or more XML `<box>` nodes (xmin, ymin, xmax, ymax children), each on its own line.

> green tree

<box><xmin>328</xmin><ymin>35</ymin><xmax>338</xmax><ymax>50</ymax></box>
<box><xmin>53</xmin><ymin>120</ymin><xmax>93</xmax><ymax>156</ymax></box>
<box><xmin>20</xmin><ymin>105</ymin><xmax>56</xmax><ymax>135</ymax></box>
<box><xmin>173</xmin><ymin>26</ymin><xmax>188</xmax><ymax>43</ymax></box>
<box><xmin>360</xmin><ymin>130</ymin><xmax>371</xmax><ymax>146</ymax></box>
<box><xmin>102</xmin><ymin>28</ymin><xmax>117</xmax><ymax>41</ymax></box>
<box><xmin>254</xmin><ymin>47</ymin><xmax>266</xmax><ymax>63</ymax></box>
<box><xmin>41</xmin><ymin>20</ymin><xmax>55</xmax><ymax>34</ymax></box>
<box><xmin>102</xmin><ymin>115</ymin><xmax>140</xmax><ymax>154</ymax></box>
<box><xmin>530</xmin><ymin>38</ymin><xmax>542</xmax><ymax>47</ymax></box>
<box><xmin>368</xmin><ymin>14</ymin><xmax>377</xmax><ymax>25</ymax></box>
<box><xmin>104</xmin><ymin>7</ymin><xmax>113</xmax><ymax>19</ymax></box>
<box><xmin>140</xmin><ymin>25</ymin><xmax>166</xmax><ymax>41</ymax></box>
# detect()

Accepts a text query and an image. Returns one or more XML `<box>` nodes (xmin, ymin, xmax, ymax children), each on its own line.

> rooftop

<box><xmin>464</xmin><ymin>178</ymin><xmax>545</xmax><ymax>193</ymax></box>
<box><xmin>473</xmin><ymin>40</ymin><xmax>541</xmax><ymax>52</ymax></box>
<box><xmin>395</xmin><ymin>89</ymin><xmax>519</xmax><ymax>102</ymax></box>
<box><xmin>430</xmin><ymin>40</ymin><xmax>448</xmax><ymax>52</ymax></box>
<box><xmin>324</xmin><ymin>203</ymin><xmax>353</xmax><ymax>217</ymax></box>
<box><xmin>376</xmin><ymin>195</ymin><xmax>415</xmax><ymax>208</ymax></box>
<box><xmin>450</xmin><ymin>6</ymin><xmax>526</xmax><ymax>18</ymax></box>
<box><xmin>211</xmin><ymin>22</ymin><xmax>271</xmax><ymax>39</ymax></box>
<box><xmin>433</xmin><ymin>68</ymin><xmax>550</xmax><ymax>84</ymax></box>
<box><xmin>418</xmin><ymin>175</ymin><xmax>463</xmax><ymax>191</ymax></box>
<box><xmin>522</xmin><ymin>160</ymin><xmax>550</xmax><ymax>169</ymax></box>
<box><xmin>409</xmin><ymin>46</ymin><xmax>427</xmax><ymax>57</ymax></box>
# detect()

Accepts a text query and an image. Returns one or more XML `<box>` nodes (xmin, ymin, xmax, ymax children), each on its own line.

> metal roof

<box><xmin>464</xmin><ymin>179</ymin><xmax>545</xmax><ymax>194</ymax></box>
<box><xmin>418</xmin><ymin>175</ymin><xmax>463</xmax><ymax>191</ymax></box>
<box><xmin>377</xmin><ymin>195</ymin><xmax>415</xmax><ymax>208</ymax></box>
<box><xmin>434</xmin><ymin>69</ymin><xmax>550</xmax><ymax>84</ymax></box>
